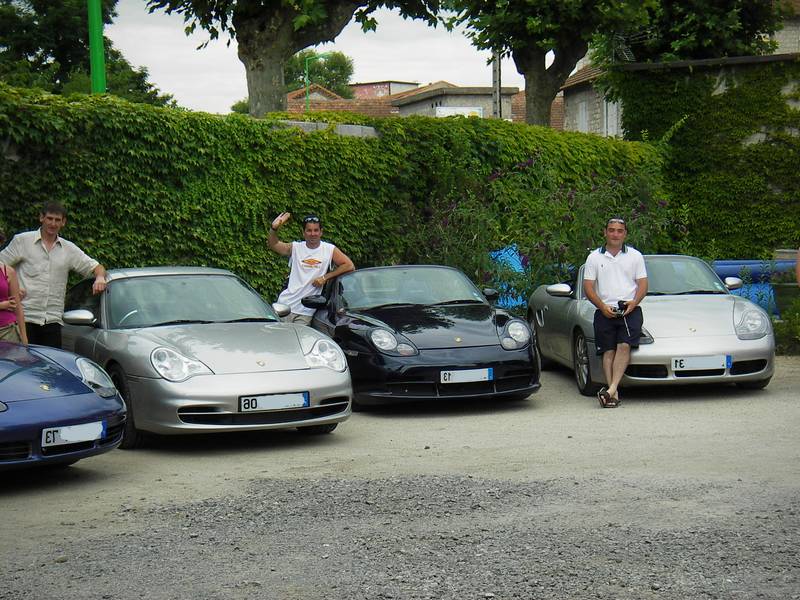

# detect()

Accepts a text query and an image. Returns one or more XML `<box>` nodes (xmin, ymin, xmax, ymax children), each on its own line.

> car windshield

<box><xmin>339</xmin><ymin>267</ymin><xmax>487</xmax><ymax>310</ymax></box>
<box><xmin>645</xmin><ymin>256</ymin><xmax>728</xmax><ymax>295</ymax></box>
<box><xmin>107</xmin><ymin>274</ymin><xmax>279</xmax><ymax>329</ymax></box>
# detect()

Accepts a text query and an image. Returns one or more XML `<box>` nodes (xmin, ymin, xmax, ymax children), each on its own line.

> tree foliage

<box><xmin>593</xmin><ymin>0</ymin><xmax>786</xmax><ymax>65</ymax></box>
<box><xmin>285</xmin><ymin>50</ymin><xmax>354</xmax><ymax>98</ymax></box>
<box><xmin>0</xmin><ymin>0</ymin><xmax>174</xmax><ymax>105</ymax></box>
<box><xmin>447</xmin><ymin>1</ymin><xmax>653</xmax><ymax>126</ymax></box>
<box><xmin>147</xmin><ymin>0</ymin><xmax>441</xmax><ymax>116</ymax></box>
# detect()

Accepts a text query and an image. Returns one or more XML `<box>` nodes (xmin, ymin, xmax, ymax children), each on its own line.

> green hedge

<box><xmin>607</xmin><ymin>59</ymin><xmax>800</xmax><ymax>260</ymax></box>
<box><xmin>0</xmin><ymin>84</ymin><xmax>664</xmax><ymax>300</ymax></box>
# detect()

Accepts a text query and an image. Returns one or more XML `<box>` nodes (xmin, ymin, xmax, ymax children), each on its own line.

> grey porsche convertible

<box><xmin>527</xmin><ymin>254</ymin><xmax>775</xmax><ymax>395</ymax></box>
<box><xmin>60</xmin><ymin>267</ymin><xmax>352</xmax><ymax>448</ymax></box>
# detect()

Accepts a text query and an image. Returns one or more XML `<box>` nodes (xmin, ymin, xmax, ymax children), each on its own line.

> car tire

<box><xmin>529</xmin><ymin>316</ymin><xmax>555</xmax><ymax>370</ymax></box>
<box><xmin>108</xmin><ymin>365</ymin><xmax>145</xmax><ymax>450</ymax></box>
<box><xmin>573</xmin><ymin>330</ymin><xmax>601</xmax><ymax>396</ymax></box>
<box><xmin>298</xmin><ymin>423</ymin><xmax>338</xmax><ymax>435</ymax></box>
<box><xmin>735</xmin><ymin>377</ymin><xmax>772</xmax><ymax>390</ymax></box>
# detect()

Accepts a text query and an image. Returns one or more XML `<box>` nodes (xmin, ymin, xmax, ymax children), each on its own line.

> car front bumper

<box><xmin>348</xmin><ymin>344</ymin><xmax>541</xmax><ymax>405</ymax></box>
<box><xmin>127</xmin><ymin>368</ymin><xmax>352</xmax><ymax>434</ymax></box>
<box><xmin>588</xmin><ymin>333</ymin><xmax>775</xmax><ymax>386</ymax></box>
<box><xmin>0</xmin><ymin>393</ymin><xmax>126</xmax><ymax>470</ymax></box>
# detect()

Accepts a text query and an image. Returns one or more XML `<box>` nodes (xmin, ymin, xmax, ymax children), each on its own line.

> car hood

<box><xmin>642</xmin><ymin>295</ymin><xmax>745</xmax><ymax>338</ymax></box>
<box><xmin>137</xmin><ymin>323</ymin><xmax>310</xmax><ymax>374</ymax></box>
<box><xmin>0</xmin><ymin>343</ymin><xmax>89</xmax><ymax>402</ymax></box>
<box><xmin>347</xmin><ymin>304</ymin><xmax>500</xmax><ymax>349</ymax></box>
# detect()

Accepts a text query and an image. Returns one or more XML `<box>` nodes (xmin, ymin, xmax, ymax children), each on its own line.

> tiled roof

<box><xmin>285</xmin><ymin>84</ymin><xmax>343</xmax><ymax>101</ymax></box>
<box><xmin>560</xmin><ymin>66</ymin><xmax>604</xmax><ymax>90</ymax></box>
<box><xmin>389</xmin><ymin>81</ymin><xmax>458</xmax><ymax>100</ymax></box>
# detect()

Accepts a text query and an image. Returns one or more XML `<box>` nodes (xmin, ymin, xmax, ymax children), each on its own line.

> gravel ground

<box><xmin>2</xmin><ymin>357</ymin><xmax>799</xmax><ymax>600</ymax></box>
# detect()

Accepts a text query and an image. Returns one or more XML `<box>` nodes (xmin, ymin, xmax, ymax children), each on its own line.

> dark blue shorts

<box><xmin>593</xmin><ymin>306</ymin><xmax>643</xmax><ymax>355</ymax></box>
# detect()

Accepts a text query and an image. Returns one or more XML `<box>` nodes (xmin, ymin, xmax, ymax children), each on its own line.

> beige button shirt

<box><xmin>0</xmin><ymin>229</ymin><xmax>99</xmax><ymax>326</ymax></box>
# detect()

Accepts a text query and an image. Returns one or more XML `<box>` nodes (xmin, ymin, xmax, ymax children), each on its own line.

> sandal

<box><xmin>597</xmin><ymin>387</ymin><xmax>612</xmax><ymax>408</ymax></box>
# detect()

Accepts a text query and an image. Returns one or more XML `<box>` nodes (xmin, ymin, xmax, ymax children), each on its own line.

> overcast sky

<box><xmin>106</xmin><ymin>0</ymin><xmax>527</xmax><ymax>114</ymax></box>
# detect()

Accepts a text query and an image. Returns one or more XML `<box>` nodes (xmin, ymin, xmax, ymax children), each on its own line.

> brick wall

<box><xmin>286</xmin><ymin>98</ymin><xmax>399</xmax><ymax>118</ymax></box>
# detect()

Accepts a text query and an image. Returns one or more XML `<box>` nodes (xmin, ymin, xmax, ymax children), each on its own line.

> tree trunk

<box><xmin>513</xmin><ymin>41</ymin><xmax>588</xmax><ymax>127</ymax></box>
<box><xmin>232</xmin><ymin>1</ymin><xmax>362</xmax><ymax>117</ymax></box>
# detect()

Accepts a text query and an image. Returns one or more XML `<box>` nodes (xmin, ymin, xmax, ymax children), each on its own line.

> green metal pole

<box><xmin>87</xmin><ymin>0</ymin><xmax>107</xmax><ymax>93</ymax></box>
<box><xmin>305</xmin><ymin>56</ymin><xmax>311</xmax><ymax>111</ymax></box>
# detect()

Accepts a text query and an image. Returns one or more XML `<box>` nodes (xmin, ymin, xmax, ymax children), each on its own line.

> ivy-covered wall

<box><xmin>609</xmin><ymin>57</ymin><xmax>800</xmax><ymax>259</ymax></box>
<box><xmin>0</xmin><ymin>84</ymin><xmax>662</xmax><ymax>299</ymax></box>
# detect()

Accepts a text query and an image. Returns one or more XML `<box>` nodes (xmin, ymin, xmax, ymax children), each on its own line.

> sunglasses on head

<box><xmin>303</xmin><ymin>216</ymin><xmax>321</xmax><ymax>224</ymax></box>
<box><xmin>606</xmin><ymin>217</ymin><xmax>626</xmax><ymax>226</ymax></box>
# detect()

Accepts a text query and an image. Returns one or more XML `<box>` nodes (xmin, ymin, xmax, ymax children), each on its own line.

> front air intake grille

<box><xmin>730</xmin><ymin>359</ymin><xmax>768</xmax><ymax>375</ymax></box>
<box><xmin>674</xmin><ymin>369</ymin><xmax>725</xmax><ymax>378</ymax></box>
<box><xmin>626</xmin><ymin>365</ymin><xmax>669</xmax><ymax>378</ymax></box>
<box><xmin>0</xmin><ymin>441</ymin><xmax>31</xmax><ymax>461</ymax></box>
<box><xmin>178</xmin><ymin>404</ymin><xmax>347</xmax><ymax>425</ymax></box>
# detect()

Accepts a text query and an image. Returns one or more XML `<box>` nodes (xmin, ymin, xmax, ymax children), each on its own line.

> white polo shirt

<box><xmin>0</xmin><ymin>229</ymin><xmax>99</xmax><ymax>326</ymax></box>
<box><xmin>583</xmin><ymin>245</ymin><xmax>647</xmax><ymax>308</ymax></box>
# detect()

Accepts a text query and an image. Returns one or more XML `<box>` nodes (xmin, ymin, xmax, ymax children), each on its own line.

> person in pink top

<box><xmin>0</xmin><ymin>230</ymin><xmax>28</xmax><ymax>345</ymax></box>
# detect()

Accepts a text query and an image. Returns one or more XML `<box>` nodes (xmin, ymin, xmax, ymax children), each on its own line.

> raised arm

<box><xmin>267</xmin><ymin>212</ymin><xmax>293</xmax><ymax>257</ymax></box>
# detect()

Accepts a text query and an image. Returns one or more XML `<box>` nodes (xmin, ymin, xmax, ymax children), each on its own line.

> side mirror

<box><xmin>301</xmin><ymin>295</ymin><xmax>327</xmax><ymax>310</ymax></box>
<box><xmin>482</xmin><ymin>288</ymin><xmax>499</xmax><ymax>300</ymax></box>
<box><xmin>63</xmin><ymin>309</ymin><xmax>97</xmax><ymax>326</ymax></box>
<box><xmin>272</xmin><ymin>302</ymin><xmax>291</xmax><ymax>317</ymax></box>
<box><xmin>724</xmin><ymin>276</ymin><xmax>743</xmax><ymax>291</ymax></box>
<box><xmin>545</xmin><ymin>283</ymin><xmax>573</xmax><ymax>297</ymax></box>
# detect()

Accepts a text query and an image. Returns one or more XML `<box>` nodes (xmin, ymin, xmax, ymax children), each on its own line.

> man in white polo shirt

<box><xmin>583</xmin><ymin>217</ymin><xmax>648</xmax><ymax>408</ymax></box>
<box><xmin>267</xmin><ymin>212</ymin><xmax>355</xmax><ymax>324</ymax></box>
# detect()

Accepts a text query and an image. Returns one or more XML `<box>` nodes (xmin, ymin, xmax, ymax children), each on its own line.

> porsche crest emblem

<box><xmin>40</xmin><ymin>384</ymin><xmax>51</xmax><ymax>391</ymax></box>
<box><xmin>455</xmin><ymin>337</ymin><xmax>462</xmax><ymax>343</ymax></box>
<box><xmin>256</xmin><ymin>360</ymin><xmax>266</xmax><ymax>367</ymax></box>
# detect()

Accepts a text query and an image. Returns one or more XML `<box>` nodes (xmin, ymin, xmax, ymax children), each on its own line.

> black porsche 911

<box><xmin>302</xmin><ymin>265</ymin><xmax>541</xmax><ymax>406</ymax></box>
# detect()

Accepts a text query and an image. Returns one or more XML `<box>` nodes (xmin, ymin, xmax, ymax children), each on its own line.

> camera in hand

<box><xmin>612</xmin><ymin>301</ymin><xmax>628</xmax><ymax>317</ymax></box>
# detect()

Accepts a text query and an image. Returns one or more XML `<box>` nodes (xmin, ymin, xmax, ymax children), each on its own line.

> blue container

<box><xmin>712</xmin><ymin>259</ymin><xmax>796</xmax><ymax>282</ymax></box>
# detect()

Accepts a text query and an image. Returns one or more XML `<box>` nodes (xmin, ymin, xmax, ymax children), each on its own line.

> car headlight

<box><xmin>304</xmin><ymin>338</ymin><xmax>347</xmax><ymax>372</ymax></box>
<box><xmin>150</xmin><ymin>347</ymin><xmax>212</xmax><ymax>382</ymax></box>
<box><xmin>501</xmin><ymin>320</ymin><xmax>531</xmax><ymax>350</ymax></box>
<box><xmin>639</xmin><ymin>327</ymin><xmax>654</xmax><ymax>345</ymax></box>
<box><xmin>369</xmin><ymin>328</ymin><xmax>419</xmax><ymax>356</ymax></box>
<box><xmin>76</xmin><ymin>358</ymin><xmax>118</xmax><ymax>398</ymax></box>
<box><xmin>370</xmin><ymin>329</ymin><xmax>398</xmax><ymax>351</ymax></box>
<box><xmin>733</xmin><ymin>303</ymin><xmax>770</xmax><ymax>340</ymax></box>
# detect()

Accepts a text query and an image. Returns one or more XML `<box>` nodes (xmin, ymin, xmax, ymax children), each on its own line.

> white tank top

<box><xmin>277</xmin><ymin>241</ymin><xmax>335</xmax><ymax>315</ymax></box>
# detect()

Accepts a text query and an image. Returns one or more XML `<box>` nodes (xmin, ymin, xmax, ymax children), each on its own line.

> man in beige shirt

<box><xmin>0</xmin><ymin>202</ymin><xmax>106</xmax><ymax>348</ymax></box>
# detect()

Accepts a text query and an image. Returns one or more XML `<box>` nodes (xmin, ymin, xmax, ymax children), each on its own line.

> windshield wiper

<box><xmin>432</xmin><ymin>299</ymin><xmax>485</xmax><ymax>306</ymax></box>
<box><xmin>221</xmin><ymin>317</ymin><xmax>278</xmax><ymax>323</ymax></box>
<box><xmin>673</xmin><ymin>290</ymin><xmax>727</xmax><ymax>295</ymax></box>
<box><xmin>369</xmin><ymin>302</ymin><xmax>424</xmax><ymax>310</ymax></box>
<box><xmin>647</xmin><ymin>291</ymin><xmax>671</xmax><ymax>296</ymax></box>
<box><xmin>150</xmin><ymin>319</ymin><xmax>213</xmax><ymax>327</ymax></box>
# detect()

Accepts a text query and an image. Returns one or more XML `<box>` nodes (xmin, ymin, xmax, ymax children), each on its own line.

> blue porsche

<box><xmin>0</xmin><ymin>341</ymin><xmax>126</xmax><ymax>470</ymax></box>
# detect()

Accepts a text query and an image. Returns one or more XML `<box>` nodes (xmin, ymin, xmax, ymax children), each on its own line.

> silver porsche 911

<box><xmin>527</xmin><ymin>255</ymin><xmax>775</xmax><ymax>396</ymax></box>
<box><xmin>61</xmin><ymin>267</ymin><xmax>352</xmax><ymax>448</ymax></box>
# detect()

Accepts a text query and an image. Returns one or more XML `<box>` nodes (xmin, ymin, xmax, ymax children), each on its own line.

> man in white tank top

<box><xmin>268</xmin><ymin>212</ymin><xmax>355</xmax><ymax>324</ymax></box>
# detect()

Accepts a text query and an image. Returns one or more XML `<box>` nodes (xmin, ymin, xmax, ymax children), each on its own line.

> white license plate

<box><xmin>671</xmin><ymin>355</ymin><xmax>731</xmax><ymax>371</ymax></box>
<box><xmin>440</xmin><ymin>368</ymin><xmax>493</xmax><ymax>384</ymax></box>
<box><xmin>239</xmin><ymin>392</ymin><xmax>309</xmax><ymax>412</ymax></box>
<box><xmin>42</xmin><ymin>421</ymin><xmax>105</xmax><ymax>448</ymax></box>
